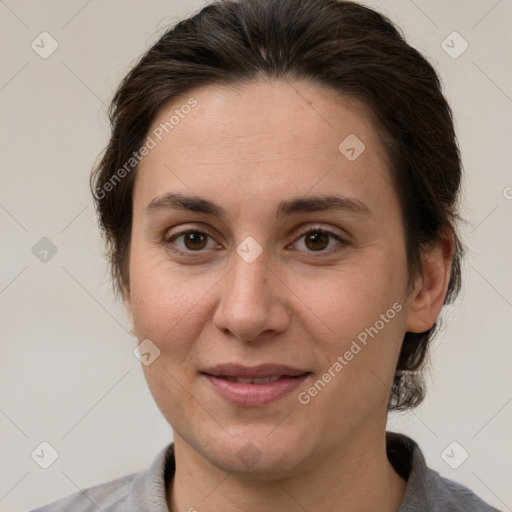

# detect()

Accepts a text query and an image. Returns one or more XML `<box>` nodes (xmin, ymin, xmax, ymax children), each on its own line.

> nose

<box><xmin>212</xmin><ymin>250</ymin><xmax>290</xmax><ymax>342</ymax></box>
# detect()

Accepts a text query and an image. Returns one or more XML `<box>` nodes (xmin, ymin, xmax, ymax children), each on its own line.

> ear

<box><xmin>405</xmin><ymin>233</ymin><xmax>455</xmax><ymax>333</ymax></box>
<box><xmin>121</xmin><ymin>284</ymin><xmax>135</xmax><ymax>336</ymax></box>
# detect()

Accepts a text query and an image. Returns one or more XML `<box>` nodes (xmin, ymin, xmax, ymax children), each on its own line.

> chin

<box><xmin>218</xmin><ymin>449</ymin><xmax>309</xmax><ymax>480</ymax></box>
<box><xmin>199</xmin><ymin>426</ymin><xmax>315</xmax><ymax>479</ymax></box>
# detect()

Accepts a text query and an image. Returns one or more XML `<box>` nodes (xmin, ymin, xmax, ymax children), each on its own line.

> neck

<box><xmin>167</xmin><ymin>430</ymin><xmax>407</xmax><ymax>512</ymax></box>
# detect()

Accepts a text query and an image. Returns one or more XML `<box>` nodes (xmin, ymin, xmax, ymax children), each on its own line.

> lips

<box><xmin>221</xmin><ymin>375</ymin><xmax>282</xmax><ymax>384</ymax></box>
<box><xmin>201</xmin><ymin>363</ymin><xmax>311</xmax><ymax>406</ymax></box>
<box><xmin>202</xmin><ymin>363</ymin><xmax>309</xmax><ymax>379</ymax></box>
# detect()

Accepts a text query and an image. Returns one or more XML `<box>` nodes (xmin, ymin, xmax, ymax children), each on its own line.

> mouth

<box><xmin>201</xmin><ymin>363</ymin><xmax>311</xmax><ymax>406</ymax></box>
<box><xmin>217</xmin><ymin>375</ymin><xmax>286</xmax><ymax>384</ymax></box>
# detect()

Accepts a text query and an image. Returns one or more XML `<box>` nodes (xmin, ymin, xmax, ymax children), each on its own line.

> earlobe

<box><xmin>405</xmin><ymin>235</ymin><xmax>455</xmax><ymax>333</ymax></box>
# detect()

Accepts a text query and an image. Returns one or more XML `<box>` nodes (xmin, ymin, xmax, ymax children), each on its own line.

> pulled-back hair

<box><xmin>91</xmin><ymin>0</ymin><xmax>463</xmax><ymax>410</ymax></box>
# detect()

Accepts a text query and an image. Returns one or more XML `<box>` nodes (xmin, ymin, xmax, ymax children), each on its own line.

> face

<box><xmin>124</xmin><ymin>79</ymin><xmax>422</xmax><ymax>477</ymax></box>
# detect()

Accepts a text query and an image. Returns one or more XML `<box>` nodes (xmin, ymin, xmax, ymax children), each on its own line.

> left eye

<box><xmin>292</xmin><ymin>229</ymin><xmax>344</xmax><ymax>252</ymax></box>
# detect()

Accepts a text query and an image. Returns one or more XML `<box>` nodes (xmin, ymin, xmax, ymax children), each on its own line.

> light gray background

<box><xmin>1</xmin><ymin>1</ymin><xmax>511</xmax><ymax>511</ymax></box>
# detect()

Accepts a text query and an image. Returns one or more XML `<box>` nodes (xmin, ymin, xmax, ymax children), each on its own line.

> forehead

<box><xmin>134</xmin><ymin>79</ymin><xmax>395</xmax><ymax>217</ymax></box>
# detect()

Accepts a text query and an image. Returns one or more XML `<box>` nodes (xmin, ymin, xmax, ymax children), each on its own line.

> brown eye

<box><xmin>182</xmin><ymin>231</ymin><xmax>208</xmax><ymax>250</ymax></box>
<box><xmin>292</xmin><ymin>228</ymin><xmax>345</xmax><ymax>253</ymax></box>
<box><xmin>165</xmin><ymin>230</ymin><xmax>218</xmax><ymax>253</ymax></box>
<box><xmin>304</xmin><ymin>231</ymin><xmax>330</xmax><ymax>251</ymax></box>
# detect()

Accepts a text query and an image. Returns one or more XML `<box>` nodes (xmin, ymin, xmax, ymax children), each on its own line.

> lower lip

<box><xmin>204</xmin><ymin>374</ymin><xmax>310</xmax><ymax>407</ymax></box>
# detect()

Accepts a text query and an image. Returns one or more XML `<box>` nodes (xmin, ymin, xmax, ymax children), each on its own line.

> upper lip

<box><xmin>202</xmin><ymin>363</ymin><xmax>309</xmax><ymax>379</ymax></box>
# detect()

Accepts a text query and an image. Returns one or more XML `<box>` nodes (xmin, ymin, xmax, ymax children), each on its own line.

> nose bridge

<box><xmin>213</xmin><ymin>246</ymin><xmax>288</xmax><ymax>341</ymax></box>
<box><xmin>227</xmin><ymin>250</ymin><xmax>271</xmax><ymax>312</ymax></box>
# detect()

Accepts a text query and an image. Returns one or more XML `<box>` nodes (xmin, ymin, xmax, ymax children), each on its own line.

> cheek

<box><xmin>128</xmin><ymin>252</ymin><xmax>204</xmax><ymax>345</ymax></box>
<box><xmin>293</xmin><ymin>249</ymin><xmax>407</xmax><ymax>397</ymax></box>
<box><xmin>298</xmin><ymin>252</ymin><xmax>406</xmax><ymax>338</ymax></box>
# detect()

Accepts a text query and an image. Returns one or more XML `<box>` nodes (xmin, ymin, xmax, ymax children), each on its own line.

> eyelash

<box><xmin>163</xmin><ymin>225</ymin><xmax>347</xmax><ymax>257</ymax></box>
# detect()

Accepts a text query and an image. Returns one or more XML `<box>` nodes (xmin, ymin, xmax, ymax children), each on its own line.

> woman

<box><xmin>32</xmin><ymin>0</ymin><xmax>500</xmax><ymax>510</ymax></box>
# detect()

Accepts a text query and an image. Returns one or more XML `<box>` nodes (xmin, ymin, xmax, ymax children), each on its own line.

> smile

<box><xmin>201</xmin><ymin>364</ymin><xmax>311</xmax><ymax>406</ymax></box>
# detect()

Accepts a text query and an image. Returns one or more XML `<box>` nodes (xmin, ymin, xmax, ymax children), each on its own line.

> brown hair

<box><xmin>90</xmin><ymin>0</ymin><xmax>463</xmax><ymax>410</ymax></box>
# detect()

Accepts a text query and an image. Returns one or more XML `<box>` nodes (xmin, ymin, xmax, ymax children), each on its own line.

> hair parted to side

<box><xmin>90</xmin><ymin>0</ymin><xmax>463</xmax><ymax>411</ymax></box>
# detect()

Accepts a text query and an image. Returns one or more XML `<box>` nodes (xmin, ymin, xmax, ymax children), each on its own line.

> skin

<box><xmin>123</xmin><ymin>79</ymin><xmax>453</xmax><ymax>512</ymax></box>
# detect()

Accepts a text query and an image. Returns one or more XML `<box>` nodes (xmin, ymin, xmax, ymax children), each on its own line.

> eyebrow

<box><xmin>145</xmin><ymin>192</ymin><xmax>371</xmax><ymax>219</ymax></box>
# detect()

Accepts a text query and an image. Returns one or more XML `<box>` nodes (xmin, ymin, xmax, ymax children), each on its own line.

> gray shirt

<box><xmin>30</xmin><ymin>432</ymin><xmax>500</xmax><ymax>511</ymax></box>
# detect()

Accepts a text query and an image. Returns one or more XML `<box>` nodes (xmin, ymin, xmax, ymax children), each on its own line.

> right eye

<box><xmin>164</xmin><ymin>230</ymin><xmax>221</xmax><ymax>254</ymax></box>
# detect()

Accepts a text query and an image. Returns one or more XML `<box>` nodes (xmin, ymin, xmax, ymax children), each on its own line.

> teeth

<box><xmin>225</xmin><ymin>376</ymin><xmax>282</xmax><ymax>384</ymax></box>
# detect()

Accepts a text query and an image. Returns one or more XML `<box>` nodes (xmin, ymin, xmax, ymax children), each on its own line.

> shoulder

<box><xmin>436</xmin><ymin>473</ymin><xmax>499</xmax><ymax>512</ymax></box>
<box><xmin>422</xmin><ymin>471</ymin><xmax>502</xmax><ymax>512</ymax></box>
<box><xmin>29</xmin><ymin>443</ymin><xmax>175</xmax><ymax>512</ymax></box>
<box><xmin>29</xmin><ymin>473</ymin><xmax>136</xmax><ymax>512</ymax></box>
<box><xmin>386</xmin><ymin>432</ymin><xmax>501</xmax><ymax>512</ymax></box>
